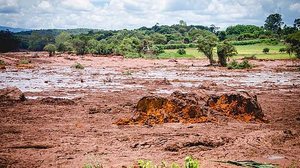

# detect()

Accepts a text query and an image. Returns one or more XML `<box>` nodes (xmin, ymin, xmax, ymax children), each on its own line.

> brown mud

<box><xmin>0</xmin><ymin>52</ymin><xmax>300</xmax><ymax>167</ymax></box>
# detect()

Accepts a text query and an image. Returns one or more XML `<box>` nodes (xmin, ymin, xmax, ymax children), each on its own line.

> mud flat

<box><xmin>0</xmin><ymin>52</ymin><xmax>300</xmax><ymax>167</ymax></box>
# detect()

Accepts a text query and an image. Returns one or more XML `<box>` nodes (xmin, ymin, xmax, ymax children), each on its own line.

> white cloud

<box><xmin>61</xmin><ymin>0</ymin><xmax>94</xmax><ymax>11</ymax></box>
<box><xmin>289</xmin><ymin>3</ymin><xmax>300</xmax><ymax>11</ymax></box>
<box><xmin>0</xmin><ymin>0</ymin><xmax>299</xmax><ymax>29</ymax></box>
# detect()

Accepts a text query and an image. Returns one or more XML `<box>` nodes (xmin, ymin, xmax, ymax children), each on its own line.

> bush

<box><xmin>227</xmin><ymin>60</ymin><xmax>253</xmax><ymax>69</ymax></box>
<box><xmin>71</xmin><ymin>62</ymin><xmax>84</xmax><ymax>69</ymax></box>
<box><xmin>0</xmin><ymin>60</ymin><xmax>5</xmax><ymax>65</ymax></box>
<box><xmin>19</xmin><ymin>59</ymin><xmax>30</xmax><ymax>64</ymax></box>
<box><xmin>263</xmin><ymin>48</ymin><xmax>270</xmax><ymax>54</ymax></box>
<box><xmin>185</xmin><ymin>156</ymin><xmax>199</xmax><ymax>168</ymax></box>
<box><xmin>177</xmin><ymin>48</ymin><xmax>186</xmax><ymax>55</ymax></box>
<box><xmin>43</xmin><ymin>44</ymin><xmax>56</xmax><ymax>56</ymax></box>
<box><xmin>279</xmin><ymin>48</ymin><xmax>286</xmax><ymax>53</ymax></box>
<box><xmin>152</xmin><ymin>46</ymin><xmax>165</xmax><ymax>55</ymax></box>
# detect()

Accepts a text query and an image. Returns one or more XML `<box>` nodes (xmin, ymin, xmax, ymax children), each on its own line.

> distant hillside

<box><xmin>15</xmin><ymin>28</ymin><xmax>101</xmax><ymax>36</ymax></box>
<box><xmin>0</xmin><ymin>26</ymin><xmax>30</xmax><ymax>33</ymax></box>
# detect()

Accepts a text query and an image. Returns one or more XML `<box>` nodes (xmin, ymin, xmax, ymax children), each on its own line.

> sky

<box><xmin>0</xmin><ymin>0</ymin><xmax>299</xmax><ymax>30</ymax></box>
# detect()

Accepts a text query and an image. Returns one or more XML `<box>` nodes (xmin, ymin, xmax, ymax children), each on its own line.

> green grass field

<box><xmin>160</xmin><ymin>43</ymin><xmax>297</xmax><ymax>60</ymax></box>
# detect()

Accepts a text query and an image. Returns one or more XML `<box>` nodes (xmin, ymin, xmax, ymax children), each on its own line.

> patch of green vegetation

<box><xmin>122</xmin><ymin>70</ymin><xmax>132</xmax><ymax>75</ymax></box>
<box><xmin>263</xmin><ymin>47</ymin><xmax>270</xmax><ymax>54</ymax></box>
<box><xmin>227</xmin><ymin>60</ymin><xmax>253</xmax><ymax>69</ymax></box>
<box><xmin>177</xmin><ymin>48</ymin><xmax>186</xmax><ymax>55</ymax></box>
<box><xmin>71</xmin><ymin>62</ymin><xmax>84</xmax><ymax>69</ymax></box>
<box><xmin>83</xmin><ymin>163</ymin><xmax>102</xmax><ymax>168</ymax></box>
<box><xmin>19</xmin><ymin>59</ymin><xmax>30</xmax><ymax>64</ymax></box>
<box><xmin>136</xmin><ymin>156</ymin><xmax>199</xmax><ymax>168</ymax></box>
<box><xmin>0</xmin><ymin>60</ymin><xmax>5</xmax><ymax>65</ymax></box>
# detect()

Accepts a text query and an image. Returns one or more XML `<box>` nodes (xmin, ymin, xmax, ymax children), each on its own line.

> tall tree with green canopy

<box><xmin>264</xmin><ymin>13</ymin><xmax>284</xmax><ymax>33</ymax></box>
<box><xmin>55</xmin><ymin>31</ymin><xmax>71</xmax><ymax>52</ymax></box>
<box><xmin>197</xmin><ymin>35</ymin><xmax>218</xmax><ymax>65</ymax></box>
<box><xmin>285</xmin><ymin>31</ymin><xmax>300</xmax><ymax>58</ymax></box>
<box><xmin>217</xmin><ymin>42</ymin><xmax>237</xmax><ymax>66</ymax></box>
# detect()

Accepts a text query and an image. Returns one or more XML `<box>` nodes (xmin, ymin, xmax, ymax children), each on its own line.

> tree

<box><xmin>179</xmin><ymin>20</ymin><xmax>187</xmax><ymax>26</ymax></box>
<box><xmin>55</xmin><ymin>32</ymin><xmax>71</xmax><ymax>52</ymax></box>
<box><xmin>72</xmin><ymin>38</ymin><xmax>86</xmax><ymax>55</ymax></box>
<box><xmin>197</xmin><ymin>35</ymin><xmax>218</xmax><ymax>65</ymax></box>
<box><xmin>264</xmin><ymin>13</ymin><xmax>284</xmax><ymax>33</ymax></box>
<box><xmin>0</xmin><ymin>30</ymin><xmax>20</xmax><ymax>53</ymax></box>
<box><xmin>43</xmin><ymin>44</ymin><xmax>56</xmax><ymax>56</ymax></box>
<box><xmin>285</xmin><ymin>31</ymin><xmax>300</xmax><ymax>58</ymax></box>
<box><xmin>217</xmin><ymin>42</ymin><xmax>237</xmax><ymax>66</ymax></box>
<box><xmin>294</xmin><ymin>18</ymin><xmax>300</xmax><ymax>30</ymax></box>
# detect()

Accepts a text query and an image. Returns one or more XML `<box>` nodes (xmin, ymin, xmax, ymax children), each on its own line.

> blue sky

<box><xmin>0</xmin><ymin>0</ymin><xmax>299</xmax><ymax>30</ymax></box>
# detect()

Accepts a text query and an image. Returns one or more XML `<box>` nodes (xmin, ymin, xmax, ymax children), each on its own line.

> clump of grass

<box><xmin>137</xmin><ymin>156</ymin><xmax>199</xmax><ymax>168</ymax></box>
<box><xmin>83</xmin><ymin>163</ymin><xmax>102</xmax><ymax>168</ymax></box>
<box><xmin>71</xmin><ymin>62</ymin><xmax>84</xmax><ymax>69</ymax></box>
<box><xmin>122</xmin><ymin>70</ymin><xmax>132</xmax><ymax>75</ymax></box>
<box><xmin>227</xmin><ymin>60</ymin><xmax>253</xmax><ymax>69</ymax></box>
<box><xmin>0</xmin><ymin>60</ymin><xmax>5</xmax><ymax>65</ymax></box>
<box><xmin>19</xmin><ymin>59</ymin><xmax>31</xmax><ymax>64</ymax></box>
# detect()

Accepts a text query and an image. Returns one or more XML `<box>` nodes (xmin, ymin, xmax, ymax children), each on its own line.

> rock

<box><xmin>0</xmin><ymin>87</ymin><xmax>26</xmax><ymax>102</ymax></box>
<box><xmin>206</xmin><ymin>91</ymin><xmax>264</xmax><ymax>122</ymax></box>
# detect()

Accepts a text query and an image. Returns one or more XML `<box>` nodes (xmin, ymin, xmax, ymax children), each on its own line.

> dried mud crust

<box><xmin>0</xmin><ymin>54</ymin><xmax>299</xmax><ymax>167</ymax></box>
<box><xmin>116</xmin><ymin>91</ymin><xmax>264</xmax><ymax>125</ymax></box>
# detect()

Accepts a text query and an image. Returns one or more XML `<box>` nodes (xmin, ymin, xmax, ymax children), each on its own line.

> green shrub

<box><xmin>43</xmin><ymin>44</ymin><xmax>56</xmax><ymax>56</ymax></box>
<box><xmin>263</xmin><ymin>48</ymin><xmax>270</xmax><ymax>54</ymax></box>
<box><xmin>71</xmin><ymin>62</ymin><xmax>84</xmax><ymax>69</ymax></box>
<box><xmin>279</xmin><ymin>48</ymin><xmax>287</xmax><ymax>53</ymax></box>
<box><xmin>152</xmin><ymin>46</ymin><xmax>165</xmax><ymax>55</ymax></box>
<box><xmin>227</xmin><ymin>60</ymin><xmax>253</xmax><ymax>69</ymax></box>
<box><xmin>19</xmin><ymin>59</ymin><xmax>30</xmax><ymax>64</ymax></box>
<box><xmin>184</xmin><ymin>156</ymin><xmax>199</xmax><ymax>168</ymax></box>
<box><xmin>0</xmin><ymin>60</ymin><xmax>5</xmax><ymax>65</ymax></box>
<box><xmin>177</xmin><ymin>48</ymin><xmax>186</xmax><ymax>55</ymax></box>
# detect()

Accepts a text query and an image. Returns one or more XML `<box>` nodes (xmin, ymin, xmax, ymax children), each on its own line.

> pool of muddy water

<box><xmin>0</xmin><ymin>66</ymin><xmax>299</xmax><ymax>97</ymax></box>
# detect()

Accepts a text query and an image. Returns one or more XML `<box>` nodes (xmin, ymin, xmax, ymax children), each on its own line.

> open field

<box><xmin>0</xmin><ymin>52</ymin><xmax>300</xmax><ymax>167</ymax></box>
<box><xmin>162</xmin><ymin>44</ymin><xmax>296</xmax><ymax>60</ymax></box>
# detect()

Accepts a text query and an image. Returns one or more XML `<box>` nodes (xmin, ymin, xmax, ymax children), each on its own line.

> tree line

<box><xmin>0</xmin><ymin>13</ymin><xmax>300</xmax><ymax>65</ymax></box>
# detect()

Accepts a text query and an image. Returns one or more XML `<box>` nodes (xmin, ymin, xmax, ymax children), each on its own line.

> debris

<box><xmin>216</xmin><ymin>160</ymin><xmax>277</xmax><ymax>168</ymax></box>
<box><xmin>40</xmin><ymin>97</ymin><xmax>75</xmax><ymax>105</ymax></box>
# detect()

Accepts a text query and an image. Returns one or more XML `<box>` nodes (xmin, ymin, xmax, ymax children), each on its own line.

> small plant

<box><xmin>184</xmin><ymin>156</ymin><xmax>199</xmax><ymax>168</ymax></box>
<box><xmin>71</xmin><ymin>62</ymin><xmax>84</xmax><ymax>69</ymax></box>
<box><xmin>0</xmin><ymin>60</ymin><xmax>5</xmax><ymax>65</ymax></box>
<box><xmin>227</xmin><ymin>60</ymin><xmax>253</xmax><ymax>69</ymax></box>
<box><xmin>177</xmin><ymin>48</ymin><xmax>186</xmax><ymax>55</ymax></box>
<box><xmin>122</xmin><ymin>70</ymin><xmax>132</xmax><ymax>75</ymax></box>
<box><xmin>263</xmin><ymin>48</ymin><xmax>270</xmax><ymax>54</ymax></box>
<box><xmin>279</xmin><ymin>48</ymin><xmax>286</xmax><ymax>53</ymax></box>
<box><xmin>19</xmin><ymin>59</ymin><xmax>30</xmax><ymax>64</ymax></box>
<box><xmin>138</xmin><ymin>160</ymin><xmax>155</xmax><ymax>168</ymax></box>
<box><xmin>83</xmin><ymin>163</ymin><xmax>102</xmax><ymax>168</ymax></box>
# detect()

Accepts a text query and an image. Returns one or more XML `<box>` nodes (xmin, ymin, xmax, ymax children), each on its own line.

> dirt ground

<box><xmin>0</xmin><ymin>52</ymin><xmax>300</xmax><ymax>168</ymax></box>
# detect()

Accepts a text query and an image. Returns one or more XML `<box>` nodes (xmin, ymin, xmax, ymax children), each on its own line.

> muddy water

<box><xmin>0</xmin><ymin>66</ymin><xmax>299</xmax><ymax>97</ymax></box>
